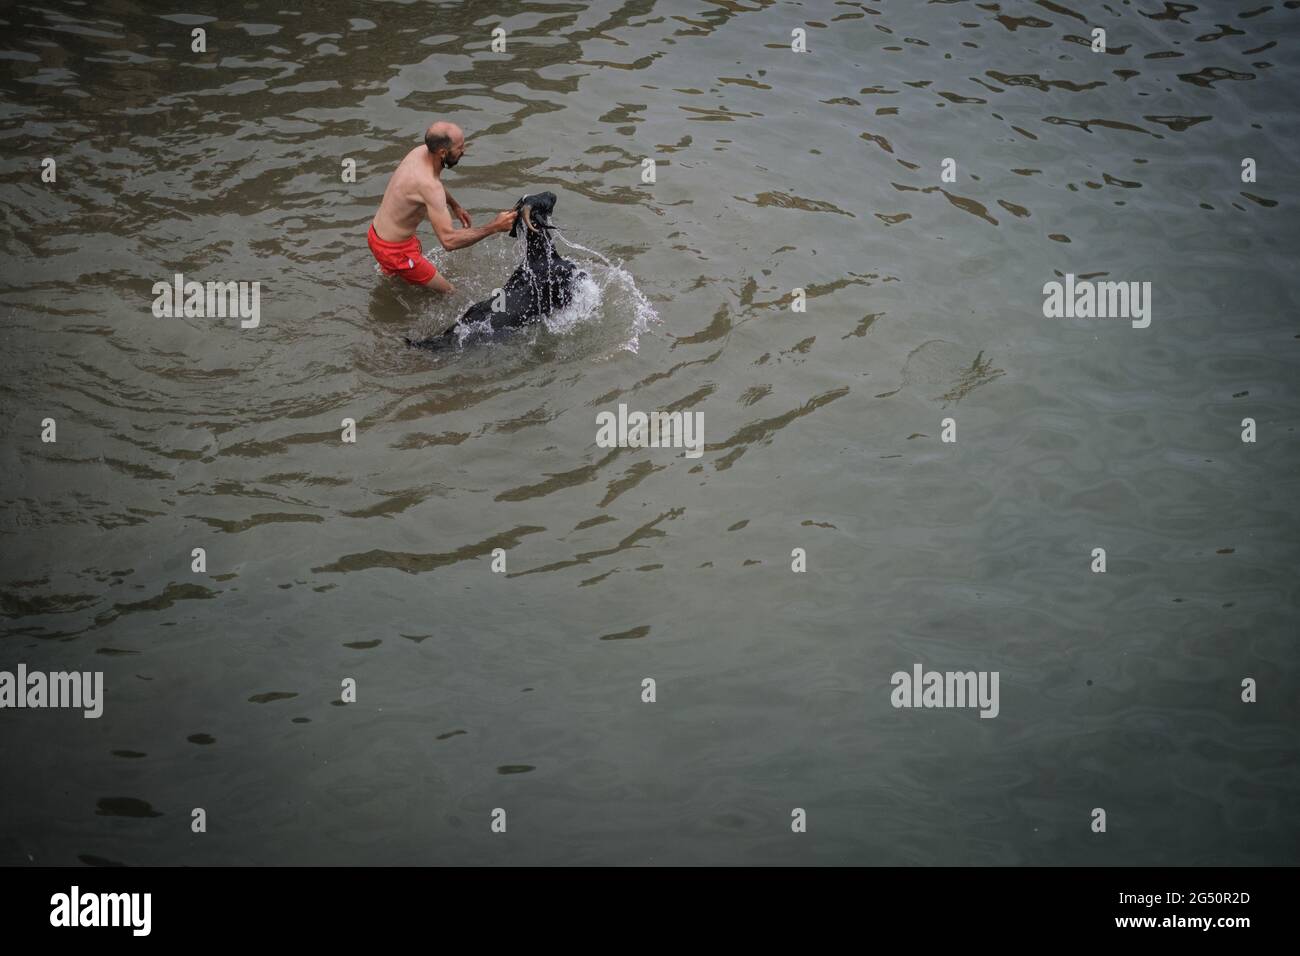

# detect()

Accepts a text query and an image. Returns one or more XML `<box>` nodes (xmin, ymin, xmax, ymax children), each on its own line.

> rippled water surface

<box><xmin>1</xmin><ymin>0</ymin><xmax>1298</xmax><ymax>865</ymax></box>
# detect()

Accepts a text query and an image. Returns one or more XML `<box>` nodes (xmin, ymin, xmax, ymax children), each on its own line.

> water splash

<box><xmin>543</xmin><ymin>270</ymin><xmax>602</xmax><ymax>336</ymax></box>
<box><xmin>412</xmin><ymin>232</ymin><xmax>658</xmax><ymax>354</ymax></box>
<box><xmin>553</xmin><ymin>231</ymin><xmax>613</xmax><ymax>267</ymax></box>
<box><xmin>551</xmin><ymin>230</ymin><xmax>658</xmax><ymax>354</ymax></box>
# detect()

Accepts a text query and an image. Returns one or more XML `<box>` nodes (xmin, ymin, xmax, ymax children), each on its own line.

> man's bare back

<box><xmin>367</xmin><ymin>121</ymin><xmax>517</xmax><ymax>293</ymax></box>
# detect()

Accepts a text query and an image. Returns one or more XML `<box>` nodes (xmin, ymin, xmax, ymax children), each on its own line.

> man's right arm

<box><xmin>427</xmin><ymin>189</ymin><xmax>517</xmax><ymax>251</ymax></box>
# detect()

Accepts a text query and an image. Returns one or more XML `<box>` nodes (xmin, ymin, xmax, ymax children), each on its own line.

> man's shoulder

<box><xmin>398</xmin><ymin>148</ymin><xmax>440</xmax><ymax>186</ymax></box>
<box><xmin>410</xmin><ymin>159</ymin><xmax>445</xmax><ymax>201</ymax></box>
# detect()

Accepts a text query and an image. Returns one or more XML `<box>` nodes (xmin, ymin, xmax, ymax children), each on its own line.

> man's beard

<box><xmin>443</xmin><ymin>153</ymin><xmax>459</xmax><ymax>168</ymax></box>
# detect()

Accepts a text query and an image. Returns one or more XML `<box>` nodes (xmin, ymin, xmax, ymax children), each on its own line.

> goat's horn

<box><xmin>522</xmin><ymin>205</ymin><xmax>538</xmax><ymax>233</ymax></box>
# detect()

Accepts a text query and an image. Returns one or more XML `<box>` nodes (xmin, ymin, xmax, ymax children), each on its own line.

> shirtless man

<box><xmin>367</xmin><ymin>121</ymin><xmax>517</xmax><ymax>294</ymax></box>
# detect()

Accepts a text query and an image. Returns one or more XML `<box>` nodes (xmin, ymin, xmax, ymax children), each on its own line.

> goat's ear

<box><xmin>508</xmin><ymin>197</ymin><xmax>525</xmax><ymax>238</ymax></box>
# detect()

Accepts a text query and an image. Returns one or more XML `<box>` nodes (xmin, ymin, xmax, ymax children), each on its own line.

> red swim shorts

<box><xmin>367</xmin><ymin>223</ymin><xmax>437</xmax><ymax>285</ymax></box>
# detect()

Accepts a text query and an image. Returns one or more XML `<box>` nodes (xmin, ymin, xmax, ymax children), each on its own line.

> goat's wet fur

<box><xmin>405</xmin><ymin>191</ymin><xmax>585</xmax><ymax>351</ymax></box>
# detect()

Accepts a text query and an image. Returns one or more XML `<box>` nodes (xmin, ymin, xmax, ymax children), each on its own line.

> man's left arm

<box><xmin>443</xmin><ymin>189</ymin><xmax>472</xmax><ymax>229</ymax></box>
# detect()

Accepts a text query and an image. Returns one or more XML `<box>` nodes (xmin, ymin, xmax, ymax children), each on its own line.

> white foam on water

<box><xmin>452</xmin><ymin>314</ymin><xmax>494</xmax><ymax>345</ymax></box>
<box><xmin>551</xmin><ymin>231</ymin><xmax>659</xmax><ymax>354</ymax></box>
<box><xmin>543</xmin><ymin>270</ymin><xmax>602</xmax><ymax>336</ymax></box>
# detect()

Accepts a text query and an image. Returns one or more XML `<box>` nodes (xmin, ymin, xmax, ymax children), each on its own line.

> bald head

<box><xmin>425</xmin><ymin>121</ymin><xmax>463</xmax><ymax>153</ymax></box>
<box><xmin>425</xmin><ymin>121</ymin><xmax>465</xmax><ymax>169</ymax></box>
